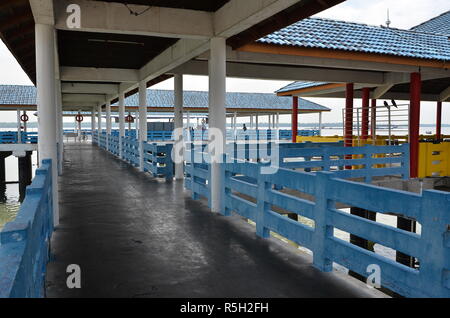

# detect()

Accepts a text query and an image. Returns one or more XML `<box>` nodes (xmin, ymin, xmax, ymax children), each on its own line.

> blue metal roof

<box><xmin>115</xmin><ymin>89</ymin><xmax>330</xmax><ymax>111</ymax></box>
<box><xmin>0</xmin><ymin>85</ymin><xmax>36</xmax><ymax>105</ymax></box>
<box><xmin>0</xmin><ymin>85</ymin><xmax>330</xmax><ymax>112</ymax></box>
<box><xmin>276</xmin><ymin>82</ymin><xmax>329</xmax><ymax>94</ymax></box>
<box><xmin>411</xmin><ymin>10</ymin><xmax>450</xmax><ymax>35</ymax></box>
<box><xmin>258</xmin><ymin>17</ymin><xmax>450</xmax><ymax>61</ymax></box>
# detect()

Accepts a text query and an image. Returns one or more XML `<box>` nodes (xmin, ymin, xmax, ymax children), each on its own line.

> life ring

<box><xmin>125</xmin><ymin>115</ymin><xmax>133</xmax><ymax>123</ymax></box>
<box><xmin>75</xmin><ymin>114</ymin><xmax>84</xmax><ymax>122</ymax></box>
<box><xmin>20</xmin><ymin>114</ymin><xmax>29</xmax><ymax>122</ymax></box>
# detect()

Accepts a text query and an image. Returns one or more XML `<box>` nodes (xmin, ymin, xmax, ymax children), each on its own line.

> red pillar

<box><xmin>409</xmin><ymin>72</ymin><xmax>421</xmax><ymax>178</ymax></box>
<box><xmin>436</xmin><ymin>101</ymin><xmax>442</xmax><ymax>140</ymax></box>
<box><xmin>361</xmin><ymin>88</ymin><xmax>370</xmax><ymax>140</ymax></box>
<box><xmin>370</xmin><ymin>99</ymin><xmax>377</xmax><ymax>140</ymax></box>
<box><xmin>292</xmin><ymin>96</ymin><xmax>298</xmax><ymax>143</ymax></box>
<box><xmin>345</xmin><ymin>83</ymin><xmax>354</xmax><ymax>148</ymax></box>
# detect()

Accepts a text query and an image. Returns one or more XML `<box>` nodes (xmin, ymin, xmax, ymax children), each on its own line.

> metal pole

<box><xmin>371</xmin><ymin>99</ymin><xmax>377</xmax><ymax>144</ymax></box>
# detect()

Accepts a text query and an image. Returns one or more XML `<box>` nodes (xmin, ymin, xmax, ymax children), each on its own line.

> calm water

<box><xmin>0</xmin><ymin>153</ymin><xmax>38</xmax><ymax>231</ymax></box>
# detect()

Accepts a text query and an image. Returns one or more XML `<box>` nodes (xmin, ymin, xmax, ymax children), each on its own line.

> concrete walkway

<box><xmin>45</xmin><ymin>143</ymin><xmax>382</xmax><ymax>298</ymax></box>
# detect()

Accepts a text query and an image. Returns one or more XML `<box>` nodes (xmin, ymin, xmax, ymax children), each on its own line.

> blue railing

<box><xmin>143</xmin><ymin>142</ymin><xmax>174</xmax><ymax>181</ymax></box>
<box><xmin>94</xmin><ymin>129</ymin><xmax>318</xmax><ymax>142</ymax></box>
<box><xmin>0</xmin><ymin>132</ymin><xmax>38</xmax><ymax>144</ymax></box>
<box><xmin>0</xmin><ymin>159</ymin><xmax>54</xmax><ymax>298</ymax></box>
<box><xmin>122</xmin><ymin>136</ymin><xmax>140</xmax><ymax>167</ymax></box>
<box><xmin>221</xmin><ymin>163</ymin><xmax>450</xmax><ymax>298</ymax></box>
<box><xmin>94</xmin><ymin>134</ymin><xmax>174</xmax><ymax>180</ymax></box>
<box><xmin>183</xmin><ymin>142</ymin><xmax>450</xmax><ymax>297</ymax></box>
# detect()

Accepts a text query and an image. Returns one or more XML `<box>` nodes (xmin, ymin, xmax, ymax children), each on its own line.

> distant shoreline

<box><xmin>0</xmin><ymin>122</ymin><xmax>448</xmax><ymax>129</ymax></box>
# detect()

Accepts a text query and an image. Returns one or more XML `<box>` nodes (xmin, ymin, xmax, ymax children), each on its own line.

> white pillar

<box><xmin>233</xmin><ymin>112</ymin><xmax>237</xmax><ymax>140</ymax></box>
<box><xmin>318</xmin><ymin>112</ymin><xmax>323</xmax><ymax>136</ymax></box>
<box><xmin>138</xmin><ymin>81</ymin><xmax>147</xmax><ymax>171</ymax></box>
<box><xmin>106</xmin><ymin>100</ymin><xmax>111</xmax><ymax>149</ymax></box>
<box><xmin>77</xmin><ymin>110</ymin><xmax>82</xmax><ymax>142</ymax></box>
<box><xmin>17</xmin><ymin>110</ymin><xmax>22</xmax><ymax>144</ymax></box>
<box><xmin>250</xmin><ymin>115</ymin><xmax>254</xmax><ymax>129</ymax></box>
<box><xmin>276</xmin><ymin>112</ymin><xmax>280</xmax><ymax>140</ymax></box>
<box><xmin>174</xmin><ymin>74</ymin><xmax>184</xmax><ymax>180</ymax></box>
<box><xmin>55</xmin><ymin>81</ymin><xmax>63</xmax><ymax>175</ymax></box>
<box><xmin>209</xmin><ymin>37</ymin><xmax>226</xmax><ymax>213</ymax></box>
<box><xmin>119</xmin><ymin>92</ymin><xmax>125</xmax><ymax>158</ymax></box>
<box><xmin>35</xmin><ymin>23</ymin><xmax>59</xmax><ymax>225</ymax></box>
<box><xmin>91</xmin><ymin>108</ymin><xmax>96</xmax><ymax>136</ymax></box>
<box><xmin>97</xmin><ymin>105</ymin><xmax>102</xmax><ymax>136</ymax></box>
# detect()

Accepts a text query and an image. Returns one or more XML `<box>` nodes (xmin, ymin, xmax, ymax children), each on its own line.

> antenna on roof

<box><xmin>386</xmin><ymin>9</ymin><xmax>391</xmax><ymax>28</ymax></box>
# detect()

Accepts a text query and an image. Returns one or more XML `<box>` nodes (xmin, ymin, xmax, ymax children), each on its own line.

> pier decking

<box><xmin>45</xmin><ymin>143</ymin><xmax>381</xmax><ymax>298</ymax></box>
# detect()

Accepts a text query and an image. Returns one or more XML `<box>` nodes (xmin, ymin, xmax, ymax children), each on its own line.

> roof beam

<box><xmin>171</xmin><ymin>59</ymin><xmax>385</xmax><ymax>84</ymax></box>
<box><xmin>214</xmin><ymin>0</ymin><xmax>301</xmax><ymax>38</ymax></box>
<box><xmin>372</xmin><ymin>84</ymin><xmax>394</xmax><ymax>99</ymax></box>
<box><xmin>227</xmin><ymin>48</ymin><xmax>450</xmax><ymax>76</ymax></box>
<box><xmin>53</xmin><ymin>0</ymin><xmax>214</xmax><ymax>39</ymax></box>
<box><xmin>61</xmin><ymin>83</ymin><xmax>119</xmax><ymax>95</ymax></box>
<box><xmin>439</xmin><ymin>86</ymin><xmax>450</xmax><ymax>102</ymax></box>
<box><xmin>62</xmin><ymin>93</ymin><xmax>106</xmax><ymax>103</ymax></box>
<box><xmin>60</xmin><ymin>67</ymin><xmax>139</xmax><ymax>83</ymax></box>
<box><xmin>29</xmin><ymin>0</ymin><xmax>54</xmax><ymax>25</ymax></box>
<box><xmin>137</xmin><ymin>0</ymin><xmax>306</xmax><ymax>88</ymax></box>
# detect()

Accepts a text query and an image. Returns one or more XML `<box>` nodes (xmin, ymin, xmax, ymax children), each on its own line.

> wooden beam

<box><xmin>439</xmin><ymin>86</ymin><xmax>450</xmax><ymax>102</ymax></box>
<box><xmin>239</xmin><ymin>43</ymin><xmax>450</xmax><ymax>70</ymax></box>
<box><xmin>227</xmin><ymin>0</ymin><xmax>345</xmax><ymax>49</ymax></box>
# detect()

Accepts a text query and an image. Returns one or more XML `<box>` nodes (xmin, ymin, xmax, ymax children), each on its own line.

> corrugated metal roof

<box><xmin>120</xmin><ymin>89</ymin><xmax>329</xmax><ymax>111</ymax></box>
<box><xmin>0</xmin><ymin>85</ymin><xmax>330</xmax><ymax>111</ymax></box>
<box><xmin>0</xmin><ymin>85</ymin><xmax>36</xmax><ymax>105</ymax></box>
<box><xmin>258</xmin><ymin>17</ymin><xmax>450</xmax><ymax>61</ymax></box>
<box><xmin>411</xmin><ymin>10</ymin><xmax>450</xmax><ymax>35</ymax></box>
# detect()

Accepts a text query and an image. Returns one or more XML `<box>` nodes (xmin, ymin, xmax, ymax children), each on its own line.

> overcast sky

<box><xmin>0</xmin><ymin>0</ymin><xmax>449</xmax><ymax>124</ymax></box>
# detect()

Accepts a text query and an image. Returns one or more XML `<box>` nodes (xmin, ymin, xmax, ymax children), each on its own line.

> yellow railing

<box><xmin>418</xmin><ymin>142</ymin><xmax>450</xmax><ymax>178</ymax></box>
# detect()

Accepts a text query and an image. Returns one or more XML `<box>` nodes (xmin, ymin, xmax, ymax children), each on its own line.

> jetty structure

<box><xmin>0</xmin><ymin>1</ymin><xmax>449</xmax><ymax>299</ymax></box>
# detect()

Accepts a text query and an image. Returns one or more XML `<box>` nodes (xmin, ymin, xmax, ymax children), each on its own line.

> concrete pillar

<box><xmin>106</xmin><ymin>100</ymin><xmax>111</xmax><ymax>149</ymax></box>
<box><xmin>18</xmin><ymin>151</ymin><xmax>33</xmax><ymax>202</ymax></box>
<box><xmin>138</xmin><ymin>81</ymin><xmax>148</xmax><ymax>171</ymax></box>
<box><xmin>174</xmin><ymin>74</ymin><xmax>184</xmax><ymax>179</ymax></box>
<box><xmin>208</xmin><ymin>37</ymin><xmax>226</xmax><ymax>213</ymax></box>
<box><xmin>35</xmin><ymin>23</ymin><xmax>59</xmax><ymax>225</ymax></box>
<box><xmin>361</xmin><ymin>87</ymin><xmax>370</xmax><ymax>140</ymax></box>
<box><xmin>318</xmin><ymin>112</ymin><xmax>323</xmax><ymax>136</ymax></box>
<box><xmin>409</xmin><ymin>72</ymin><xmax>421</xmax><ymax>178</ymax></box>
<box><xmin>276</xmin><ymin>113</ymin><xmax>280</xmax><ymax>140</ymax></box>
<box><xmin>97</xmin><ymin>105</ymin><xmax>102</xmax><ymax>136</ymax></box>
<box><xmin>292</xmin><ymin>96</ymin><xmax>298</xmax><ymax>143</ymax></box>
<box><xmin>436</xmin><ymin>101</ymin><xmax>442</xmax><ymax>140</ymax></box>
<box><xmin>17</xmin><ymin>110</ymin><xmax>22</xmax><ymax>144</ymax></box>
<box><xmin>55</xmin><ymin>81</ymin><xmax>63</xmax><ymax>175</ymax></box>
<box><xmin>91</xmin><ymin>108</ymin><xmax>96</xmax><ymax>139</ymax></box>
<box><xmin>119</xmin><ymin>92</ymin><xmax>125</xmax><ymax>158</ymax></box>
